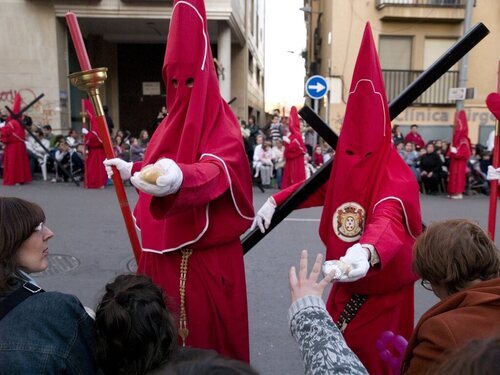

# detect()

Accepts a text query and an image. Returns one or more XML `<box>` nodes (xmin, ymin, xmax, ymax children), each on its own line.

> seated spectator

<box><xmin>139</xmin><ymin>129</ymin><xmax>150</xmax><ymax>148</ymax></box>
<box><xmin>26</xmin><ymin>129</ymin><xmax>50</xmax><ymax>177</ymax></box>
<box><xmin>392</xmin><ymin>124</ymin><xmax>405</xmax><ymax>145</ymax></box>
<box><xmin>256</xmin><ymin>142</ymin><xmax>273</xmax><ymax>186</ymax></box>
<box><xmin>94</xmin><ymin>274</ymin><xmax>177</xmax><ymax>374</ymax></box>
<box><xmin>404</xmin><ymin>124</ymin><xmax>425</xmax><ymax>151</ymax></box>
<box><xmin>312</xmin><ymin>145</ymin><xmax>324</xmax><ymax>168</ymax></box>
<box><xmin>42</xmin><ymin>124</ymin><xmax>57</xmax><ymax>148</ymax></box>
<box><xmin>396</xmin><ymin>141</ymin><xmax>405</xmax><ymax>157</ymax></box>
<box><xmin>431</xmin><ymin>336</ymin><xmax>500</xmax><ymax>375</ymax></box>
<box><xmin>272</xmin><ymin>139</ymin><xmax>285</xmax><ymax>189</ymax></box>
<box><xmin>401</xmin><ymin>219</ymin><xmax>500</xmax><ymax>374</ymax></box>
<box><xmin>0</xmin><ymin>197</ymin><xmax>97</xmax><ymax>372</ymax></box>
<box><xmin>54</xmin><ymin>140</ymin><xmax>71</xmax><ymax>182</ymax></box>
<box><xmin>323</xmin><ymin>147</ymin><xmax>334</xmax><ymax>163</ymax></box>
<box><xmin>419</xmin><ymin>143</ymin><xmax>442</xmax><ymax>194</ymax></box>
<box><xmin>288</xmin><ymin>250</ymin><xmax>368</xmax><ymax>375</ymax></box>
<box><xmin>113</xmin><ymin>135</ymin><xmax>128</xmax><ymax>160</ymax></box>
<box><xmin>252</xmin><ymin>134</ymin><xmax>265</xmax><ymax>192</ymax></box>
<box><xmin>129</xmin><ymin>137</ymin><xmax>145</xmax><ymax>162</ymax></box>
<box><xmin>66</xmin><ymin>128</ymin><xmax>79</xmax><ymax>147</ymax></box>
<box><xmin>401</xmin><ymin>141</ymin><xmax>420</xmax><ymax>182</ymax></box>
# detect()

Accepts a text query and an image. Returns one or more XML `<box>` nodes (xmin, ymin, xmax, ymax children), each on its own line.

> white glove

<box><xmin>81</xmin><ymin>128</ymin><xmax>89</xmax><ymax>135</ymax></box>
<box><xmin>337</xmin><ymin>243</ymin><xmax>370</xmax><ymax>282</ymax></box>
<box><xmin>282</xmin><ymin>136</ymin><xmax>291</xmax><ymax>144</ymax></box>
<box><xmin>450</xmin><ymin>146</ymin><xmax>457</xmax><ymax>154</ymax></box>
<box><xmin>130</xmin><ymin>158</ymin><xmax>183</xmax><ymax>197</ymax></box>
<box><xmin>103</xmin><ymin>158</ymin><xmax>133</xmax><ymax>180</ymax></box>
<box><xmin>487</xmin><ymin>165</ymin><xmax>500</xmax><ymax>181</ymax></box>
<box><xmin>250</xmin><ymin>197</ymin><xmax>277</xmax><ymax>233</ymax></box>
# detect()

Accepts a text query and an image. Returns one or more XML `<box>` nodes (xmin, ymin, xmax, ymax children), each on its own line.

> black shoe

<box><xmin>258</xmin><ymin>184</ymin><xmax>265</xmax><ymax>193</ymax></box>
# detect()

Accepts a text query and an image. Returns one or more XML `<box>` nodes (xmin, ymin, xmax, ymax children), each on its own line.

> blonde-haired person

<box><xmin>0</xmin><ymin>197</ymin><xmax>97</xmax><ymax>373</ymax></box>
<box><xmin>401</xmin><ymin>219</ymin><xmax>500</xmax><ymax>374</ymax></box>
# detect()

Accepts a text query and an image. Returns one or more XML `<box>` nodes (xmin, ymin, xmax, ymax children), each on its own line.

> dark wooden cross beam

<box><xmin>5</xmin><ymin>93</ymin><xmax>81</xmax><ymax>187</ymax></box>
<box><xmin>242</xmin><ymin>22</ymin><xmax>490</xmax><ymax>254</ymax></box>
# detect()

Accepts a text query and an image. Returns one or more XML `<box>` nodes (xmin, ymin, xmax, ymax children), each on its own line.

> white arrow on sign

<box><xmin>308</xmin><ymin>82</ymin><xmax>326</xmax><ymax>93</ymax></box>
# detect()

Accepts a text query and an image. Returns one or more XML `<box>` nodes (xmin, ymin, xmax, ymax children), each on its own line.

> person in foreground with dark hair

<box><xmin>0</xmin><ymin>197</ymin><xmax>97</xmax><ymax>373</ymax></box>
<box><xmin>288</xmin><ymin>250</ymin><xmax>368</xmax><ymax>375</ymax></box>
<box><xmin>156</xmin><ymin>347</ymin><xmax>259</xmax><ymax>375</ymax></box>
<box><xmin>430</xmin><ymin>336</ymin><xmax>500</xmax><ymax>375</ymax></box>
<box><xmin>401</xmin><ymin>219</ymin><xmax>500</xmax><ymax>374</ymax></box>
<box><xmin>94</xmin><ymin>274</ymin><xmax>178</xmax><ymax>374</ymax></box>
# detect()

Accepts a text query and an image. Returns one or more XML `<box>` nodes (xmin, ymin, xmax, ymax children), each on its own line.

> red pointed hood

<box><xmin>134</xmin><ymin>0</ymin><xmax>254</xmax><ymax>253</ymax></box>
<box><xmin>319</xmin><ymin>24</ymin><xmax>421</xmax><ymax>272</ymax></box>
<box><xmin>452</xmin><ymin>110</ymin><xmax>471</xmax><ymax>155</ymax></box>
<box><xmin>7</xmin><ymin>93</ymin><xmax>22</xmax><ymax>122</ymax></box>
<box><xmin>288</xmin><ymin>106</ymin><xmax>305</xmax><ymax>148</ymax></box>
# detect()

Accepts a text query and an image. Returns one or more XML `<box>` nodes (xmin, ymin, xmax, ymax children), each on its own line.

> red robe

<box><xmin>448</xmin><ymin>111</ymin><xmax>471</xmax><ymax>195</ymax></box>
<box><xmin>282</xmin><ymin>106</ymin><xmax>306</xmax><ymax>189</ymax></box>
<box><xmin>273</xmin><ymin>25</ymin><xmax>421</xmax><ymax>374</ymax></box>
<box><xmin>132</xmin><ymin>0</ymin><xmax>254</xmax><ymax>362</ymax></box>
<box><xmin>83</xmin><ymin>100</ymin><xmax>108</xmax><ymax>189</ymax></box>
<box><xmin>133</xmin><ymin>159</ymin><xmax>250</xmax><ymax>361</ymax></box>
<box><xmin>84</xmin><ymin>130</ymin><xmax>107</xmax><ymax>189</ymax></box>
<box><xmin>0</xmin><ymin>120</ymin><xmax>32</xmax><ymax>185</ymax></box>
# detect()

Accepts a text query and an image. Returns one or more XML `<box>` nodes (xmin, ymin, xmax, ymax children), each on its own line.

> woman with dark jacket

<box><xmin>419</xmin><ymin>143</ymin><xmax>443</xmax><ymax>194</ymax></box>
<box><xmin>401</xmin><ymin>219</ymin><xmax>500</xmax><ymax>374</ymax></box>
<box><xmin>0</xmin><ymin>197</ymin><xmax>97</xmax><ymax>373</ymax></box>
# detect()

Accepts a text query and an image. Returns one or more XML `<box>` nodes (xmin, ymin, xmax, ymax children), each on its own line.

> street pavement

<box><xmin>0</xmin><ymin>181</ymin><xmax>496</xmax><ymax>374</ymax></box>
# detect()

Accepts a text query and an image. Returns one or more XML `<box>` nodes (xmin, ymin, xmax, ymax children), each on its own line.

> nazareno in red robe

<box><xmin>83</xmin><ymin>100</ymin><xmax>107</xmax><ymax>189</ymax></box>
<box><xmin>273</xmin><ymin>24</ymin><xmax>422</xmax><ymax>374</ymax></box>
<box><xmin>0</xmin><ymin>94</ymin><xmax>32</xmax><ymax>186</ymax></box>
<box><xmin>131</xmin><ymin>0</ymin><xmax>254</xmax><ymax>362</ymax></box>
<box><xmin>282</xmin><ymin>106</ymin><xmax>306</xmax><ymax>189</ymax></box>
<box><xmin>448</xmin><ymin>110</ymin><xmax>471</xmax><ymax>195</ymax></box>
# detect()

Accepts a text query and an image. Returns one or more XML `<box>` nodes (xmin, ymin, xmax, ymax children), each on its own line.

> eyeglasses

<box><xmin>34</xmin><ymin>222</ymin><xmax>44</xmax><ymax>232</ymax></box>
<box><xmin>420</xmin><ymin>279</ymin><xmax>433</xmax><ymax>291</ymax></box>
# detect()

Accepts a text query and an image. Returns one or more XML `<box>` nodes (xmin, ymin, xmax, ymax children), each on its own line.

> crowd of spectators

<box><xmin>0</xmin><ymin>116</ymin><xmax>151</xmax><ymax>183</ymax></box>
<box><xmin>393</xmin><ymin>124</ymin><xmax>491</xmax><ymax>196</ymax></box>
<box><xmin>240</xmin><ymin>112</ymin><xmax>334</xmax><ymax>191</ymax></box>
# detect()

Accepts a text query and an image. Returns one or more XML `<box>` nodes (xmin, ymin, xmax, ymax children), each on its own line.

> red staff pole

<box><xmin>487</xmin><ymin>61</ymin><xmax>500</xmax><ymax>240</ymax></box>
<box><xmin>65</xmin><ymin>12</ymin><xmax>142</xmax><ymax>262</ymax></box>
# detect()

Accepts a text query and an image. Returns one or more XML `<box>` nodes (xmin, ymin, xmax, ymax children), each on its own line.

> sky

<box><xmin>264</xmin><ymin>0</ymin><xmax>307</xmax><ymax>113</ymax></box>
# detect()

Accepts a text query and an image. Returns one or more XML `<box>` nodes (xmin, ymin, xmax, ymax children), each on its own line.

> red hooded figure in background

<box><xmin>255</xmin><ymin>24</ymin><xmax>422</xmax><ymax>373</ymax></box>
<box><xmin>0</xmin><ymin>94</ymin><xmax>32</xmax><ymax>185</ymax></box>
<box><xmin>104</xmin><ymin>0</ymin><xmax>254</xmax><ymax>362</ymax></box>
<box><xmin>83</xmin><ymin>100</ymin><xmax>108</xmax><ymax>189</ymax></box>
<box><xmin>447</xmin><ymin>110</ymin><xmax>471</xmax><ymax>198</ymax></box>
<box><xmin>282</xmin><ymin>106</ymin><xmax>307</xmax><ymax>189</ymax></box>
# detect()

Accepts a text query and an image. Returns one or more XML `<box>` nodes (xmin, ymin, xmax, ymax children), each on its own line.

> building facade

<box><xmin>0</xmin><ymin>0</ymin><xmax>265</xmax><ymax>134</ymax></box>
<box><xmin>303</xmin><ymin>0</ymin><xmax>499</xmax><ymax>144</ymax></box>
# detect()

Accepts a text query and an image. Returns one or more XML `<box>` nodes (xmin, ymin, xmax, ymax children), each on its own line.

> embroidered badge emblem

<box><xmin>333</xmin><ymin>202</ymin><xmax>365</xmax><ymax>242</ymax></box>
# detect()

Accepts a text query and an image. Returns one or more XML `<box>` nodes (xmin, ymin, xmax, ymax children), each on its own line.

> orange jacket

<box><xmin>401</xmin><ymin>278</ymin><xmax>500</xmax><ymax>374</ymax></box>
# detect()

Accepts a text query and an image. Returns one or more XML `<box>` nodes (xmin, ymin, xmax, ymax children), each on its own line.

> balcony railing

<box><xmin>383</xmin><ymin>69</ymin><xmax>459</xmax><ymax>105</ymax></box>
<box><xmin>376</xmin><ymin>0</ymin><xmax>465</xmax><ymax>8</ymax></box>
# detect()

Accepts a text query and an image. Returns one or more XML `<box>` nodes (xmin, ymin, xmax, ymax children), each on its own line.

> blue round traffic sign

<box><xmin>305</xmin><ymin>75</ymin><xmax>328</xmax><ymax>100</ymax></box>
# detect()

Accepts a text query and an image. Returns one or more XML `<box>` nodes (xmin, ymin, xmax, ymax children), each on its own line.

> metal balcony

<box><xmin>383</xmin><ymin>69</ymin><xmax>459</xmax><ymax>105</ymax></box>
<box><xmin>376</xmin><ymin>0</ymin><xmax>465</xmax><ymax>22</ymax></box>
<box><xmin>376</xmin><ymin>1</ymin><xmax>465</xmax><ymax>7</ymax></box>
